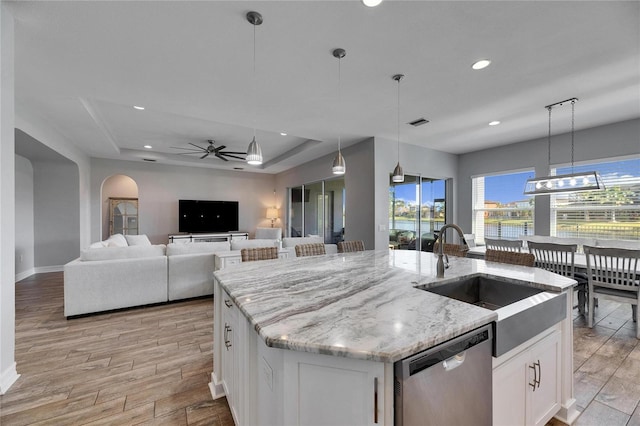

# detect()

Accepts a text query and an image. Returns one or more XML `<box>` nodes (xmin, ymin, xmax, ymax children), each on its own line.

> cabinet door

<box><xmin>529</xmin><ymin>331</ymin><xmax>561</xmax><ymax>426</ymax></box>
<box><xmin>284</xmin><ymin>351</ymin><xmax>385</xmax><ymax>426</ymax></box>
<box><xmin>221</xmin><ymin>293</ymin><xmax>237</xmax><ymax>409</ymax></box>
<box><xmin>494</xmin><ymin>349</ymin><xmax>528</xmax><ymax>426</ymax></box>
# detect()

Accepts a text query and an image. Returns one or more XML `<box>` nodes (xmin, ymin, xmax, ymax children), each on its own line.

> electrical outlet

<box><xmin>378</xmin><ymin>224</ymin><xmax>387</xmax><ymax>232</ymax></box>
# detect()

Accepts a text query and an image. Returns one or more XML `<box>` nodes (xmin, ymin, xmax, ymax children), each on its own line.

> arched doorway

<box><xmin>101</xmin><ymin>175</ymin><xmax>139</xmax><ymax>240</ymax></box>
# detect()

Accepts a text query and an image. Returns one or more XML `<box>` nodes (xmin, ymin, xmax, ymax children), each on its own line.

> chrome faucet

<box><xmin>435</xmin><ymin>223</ymin><xmax>468</xmax><ymax>278</ymax></box>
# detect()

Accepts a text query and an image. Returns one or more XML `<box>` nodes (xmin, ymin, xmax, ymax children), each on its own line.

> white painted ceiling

<box><xmin>8</xmin><ymin>1</ymin><xmax>640</xmax><ymax>173</ymax></box>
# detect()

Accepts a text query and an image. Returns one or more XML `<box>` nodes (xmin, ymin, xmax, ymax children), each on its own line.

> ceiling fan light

<box><xmin>332</xmin><ymin>151</ymin><xmax>346</xmax><ymax>175</ymax></box>
<box><xmin>246</xmin><ymin>137</ymin><xmax>263</xmax><ymax>165</ymax></box>
<box><xmin>392</xmin><ymin>162</ymin><xmax>404</xmax><ymax>183</ymax></box>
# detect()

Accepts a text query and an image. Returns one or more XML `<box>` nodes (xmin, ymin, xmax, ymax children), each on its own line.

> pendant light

<box><xmin>331</xmin><ymin>48</ymin><xmax>346</xmax><ymax>175</ymax></box>
<box><xmin>392</xmin><ymin>74</ymin><xmax>405</xmax><ymax>183</ymax></box>
<box><xmin>245</xmin><ymin>11</ymin><xmax>263</xmax><ymax>166</ymax></box>
<box><xmin>524</xmin><ymin>98</ymin><xmax>605</xmax><ymax>195</ymax></box>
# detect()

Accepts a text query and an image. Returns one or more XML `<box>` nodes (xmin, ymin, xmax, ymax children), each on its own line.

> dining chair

<box><xmin>337</xmin><ymin>240</ymin><xmax>365</xmax><ymax>253</ymax></box>
<box><xmin>584</xmin><ymin>245</ymin><xmax>640</xmax><ymax>338</ymax></box>
<box><xmin>463</xmin><ymin>233</ymin><xmax>476</xmax><ymax>248</ymax></box>
<box><xmin>295</xmin><ymin>243</ymin><xmax>326</xmax><ymax>257</ymax></box>
<box><xmin>528</xmin><ymin>241</ymin><xmax>588</xmax><ymax>315</ymax></box>
<box><xmin>433</xmin><ymin>242</ymin><xmax>469</xmax><ymax>258</ymax></box>
<box><xmin>484</xmin><ymin>238</ymin><xmax>523</xmax><ymax>252</ymax></box>
<box><xmin>485</xmin><ymin>249</ymin><xmax>535</xmax><ymax>267</ymax></box>
<box><xmin>241</xmin><ymin>246</ymin><xmax>279</xmax><ymax>262</ymax></box>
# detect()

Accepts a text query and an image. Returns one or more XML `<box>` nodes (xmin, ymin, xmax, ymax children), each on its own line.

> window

<box><xmin>472</xmin><ymin>170</ymin><xmax>534</xmax><ymax>243</ymax></box>
<box><xmin>551</xmin><ymin>157</ymin><xmax>640</xmax><ymax>241</ymax></box>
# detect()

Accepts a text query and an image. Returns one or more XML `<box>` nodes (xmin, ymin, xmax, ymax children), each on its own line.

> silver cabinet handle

<box><xmin>529</xmin><ymin>363</ymin><xmax>537</xmax><ymax>391</ymax></box>
<box><xmin>535</xmin><ymin>360</ymin><xmax>541</xmax><ymax>389</ymax></box>
<box><xmin>224</xmin><ymin>299</ymin><xmax>233</xmax><ymax>308</ymax></box>
<box><xmin>373</xmin><ymin>377</ymin><xmax>379</xmax><ymax>424</ymax></box>
<box><xmin>224</xmin><ymin>323</ymin><xmax>232</xmax><ymax>350</ymax></box>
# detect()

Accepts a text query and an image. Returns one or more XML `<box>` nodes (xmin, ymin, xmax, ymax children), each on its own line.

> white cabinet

<box><xmin>493</xmin><ymin>329</ymin><xmax>561</xmax><ymax>426</ymax></box>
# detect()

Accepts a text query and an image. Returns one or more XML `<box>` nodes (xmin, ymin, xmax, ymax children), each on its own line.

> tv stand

<box><xmin>168</xmin><ymin>232</ymin><xmax>249</xmax><ymax>244</ymax></box>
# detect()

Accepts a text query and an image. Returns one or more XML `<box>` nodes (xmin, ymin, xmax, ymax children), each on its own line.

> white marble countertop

<box><xmin>213</xmin><ymin>250</ymin><xmax>576</xmax><ymax>363</ymax></box>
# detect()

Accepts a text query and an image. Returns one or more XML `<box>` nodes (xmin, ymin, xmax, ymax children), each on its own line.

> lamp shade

<box><xmin>524</xmin><ymin>171</ymin><xmax>605</xmax><ymax>195</ymax></box>
<box><xmin>246</xmin><ymin>137</ymin><xmax>263</xmax><ymax>165</ymax></box>
<box><xmin>266</xmin><ymin>207</ymin><xmax>278</xmax><ymax>220</ymax></box>
<box><xmin>392</xmin><ymin>162</ymin><xmax>404</xmax><ymax>183</ymax></box>
<box><xmin>332</xmin><ymin>151</ymin><xmax>346</xmax><ymax>175</ymax></box>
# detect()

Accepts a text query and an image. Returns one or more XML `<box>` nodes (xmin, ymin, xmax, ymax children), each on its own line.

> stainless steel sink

<box><xmin>420</xmin><ymin>276</ymin><xmax>567</xmax><ymax>357</ymax></box>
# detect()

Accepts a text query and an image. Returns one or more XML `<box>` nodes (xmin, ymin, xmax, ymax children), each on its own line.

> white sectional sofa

<box><xmin>64</xmin><ymin>234</ymin><xmax>234</xmax><ymax>317</ymax></box>
<box><xmin>64</xmin><ymin>243</ymin><xmax>169</xmax><ymax>317</ymax></box>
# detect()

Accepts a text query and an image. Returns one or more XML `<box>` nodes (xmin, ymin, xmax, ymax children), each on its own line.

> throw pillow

<box><xmin>106</xmin><ymin>233</ymin><xmax>128</xmax><ymax>247</ymax></box>
<box><xmin>125</xmin><ymin>234</ymin><xmax>152</xmax><ymax>246</ymax></box>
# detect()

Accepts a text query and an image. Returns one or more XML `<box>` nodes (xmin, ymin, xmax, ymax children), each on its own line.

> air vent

<box><xmin>142</xmin><ymin>158</ymin><xmax>156</xmax><ymax>162</ymax></box>
<box><xmin>408</xmin><ymin>118</ymin><xmax>429</xmax><ymax>127</ymax></box>
<box><xmin>233</xmin><ymin>167</ymin><xmax>244</xmax><ymax>170</ymax></box>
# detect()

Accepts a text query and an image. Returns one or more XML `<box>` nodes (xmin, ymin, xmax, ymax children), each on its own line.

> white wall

<box><xmin>15</xmin><ymin>155</ymin><xmax>34</xmax><ymax>280</ymax></box>
<box><xmin>457</xmin><ymin>118</ymin><xmax>640</xmax><ymax>236</ymax></box>
<box><xmin>276</xmin><ymin>138</ymin><xmax>376</xmax><ymax>249</ymax></box>
<box><xmin>0</xmin><ymin>3</ymin><xmax>18</xmax><ymax>394</ymax></box>
<box><xmin>33</xmin><ymin>160</ymin><xmax>80</xmax><ymax>268</ymax></box>
<box><xmin>90</xmin><ymin>158</ymin><xmax>277</xmax><ymax>245</ymax></box>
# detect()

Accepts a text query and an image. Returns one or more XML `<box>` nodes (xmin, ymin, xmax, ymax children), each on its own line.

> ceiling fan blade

<box><xmin>214</xmin><ymin>153</ymin><xmax>229</xmax><ymax>161</ymax></box>
<box><xmin>171</xmin><ymin>146</ymin><xmax>203</xmax><ymax>152</ymax></box>
<box><xmin>176</xmin><ymin>152</ymin><xmax>204</xmax><ymax>156</ymax></box>
<box><xmin>221</xmin><ymin>154</ymin><xmax>246</xmax><ymax>160</ymax></box>
<box><xmin>200</xmin><ymin>153</ymin><xmax>210</xmax><ymax>159</ymax></box>
<box><xmin>215</xmin><ymin>145</ymin><xmax>226</xmax><ymax>152</ymax></box>
<box><xmin>189</xmin><ymin>143</ymin><xmax>207</xmax><ymax>151</ymax></box>
<box><xmin>221</xmin><ymin>151</ymin><xmax>248</xmax><ymax>155</ymax></box>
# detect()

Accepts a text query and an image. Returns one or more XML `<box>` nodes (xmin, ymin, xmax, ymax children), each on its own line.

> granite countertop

<box><xmin>213</xmin><ymin>249</ymin><xmax>576</xmax><ymax>363</ymax></box>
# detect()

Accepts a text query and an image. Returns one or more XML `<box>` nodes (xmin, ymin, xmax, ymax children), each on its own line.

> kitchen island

<box><xmin>210</xmin><ymin>249</ymin><xmax>579</xmax><ymax>426</ymax></box>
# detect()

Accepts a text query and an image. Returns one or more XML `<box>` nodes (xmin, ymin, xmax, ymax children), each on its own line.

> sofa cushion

<box><xmin>80</xmin><ymin>244</ymin><xmax>166</xmax><ymax>261</ymax></box>
<box><xmin>231</xmin><ymin>239</ymin><xmax>278</xmax><ymax>250</ymax></box>
<box><xmin>89</xmin><ymin>241</ymin><xmax>109</xmax><ymax>249</ymax></box>
<box><xmin>106</xmin><ymin>233</ymin><xmax>128</xmax><ymax>247</ymax></box>
<box><xmin>255</xmin><ymin>227</ymin><xmax>282</xmax><ymax>240</ymax></box>
<box><xmin>125</xmin><ymin>234</ymin><xmax>152</xmax><ymax>246</ymax></box>
<box><xmin>166</xmin><ymin>241</ymin><xmax>231</xmax><ymax>256</ymax></box>
<box><xmin>282</xmin><ymin>236</ymin><xmax>323</xmax><ymax>248</ymax></box>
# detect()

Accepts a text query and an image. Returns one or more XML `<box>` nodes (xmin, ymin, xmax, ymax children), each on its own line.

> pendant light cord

<box><xmin>547</xmin><ymin>105</ymin><xmax>552</xmax><ymax>172</ymax></box>
<box><xmin>571</xmin><ymin>99</ymin><xmax>575</xmax><ymax>174</ymax></box>
<box><xmin>337</xmin><ymin>55</ymin><xmax>342</xmax><ymax>152</ymax></box>
<box><xmin>253</xmin><ymin>22</ymin><xmax>257</xmax><ymax>140</ymax></box>
<box><xmin>397</xmin><ymin>77</ymin><xmax>401</xmax><ymax>161</ymax></box>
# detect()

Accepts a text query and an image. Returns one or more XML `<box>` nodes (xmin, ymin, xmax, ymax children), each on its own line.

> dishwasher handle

<box><xmin>442</xmin><ymin>352</ymin><xmax>466</xmax><ymax>371</ymax></box>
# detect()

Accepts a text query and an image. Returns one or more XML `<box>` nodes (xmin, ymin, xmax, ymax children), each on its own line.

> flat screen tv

<box><xmin>178</xmin><ymin>200</ymin><xmax>239</xmax><ymax>233</ymax></box>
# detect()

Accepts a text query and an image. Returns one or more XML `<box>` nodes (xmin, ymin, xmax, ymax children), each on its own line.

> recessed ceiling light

<box><xmin>143</xmin><ymin>145</ymin><xmax>152</xmax><ymax>149</ymax></box>
<box><xmin>280</xmin><ymin>132</ymin><xmax>287</xmax><ymax>136</ymax></box>
<box><xmin>488</xmin><ymin>121</ymin><xmax>501</xmax><ymax>126</ymax></box>
<box><xmin>362</xmin><ymin>0</ymin><xmax>383</xmax><ymax>6</ymax></box>
<box><xmin>471</xmin><ymin>59</ymin><xmax>491</xmax><ymax>70</ymax></box>
<box><xmin>133</xmin><ymin>105</ymin><xmax>145</xmax><ymax>110</ymax></box>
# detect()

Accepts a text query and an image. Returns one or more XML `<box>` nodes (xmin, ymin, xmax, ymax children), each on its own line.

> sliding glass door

<box><xmin>288</xmin><ymin>177</ymin><xmax>345</xmax><ymax>243</ymax></box>
<box><xmin>389</xmin><ymin>174</ymin><xmax>447</xmax><ymax>251</ymax></box>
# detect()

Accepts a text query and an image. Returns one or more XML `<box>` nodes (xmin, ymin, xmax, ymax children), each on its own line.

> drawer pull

<box><xmin>529</xmin><ymin>363</ymin><xmax>537</xmax><ymax>391</ymax></box>
<box><xmin>224</xmin><ymin>299</ymin><xmax>233</xmax><ymax>308</ymax></box>
<box><xmin>373</xmin><ymin>377</ymin><xmax>379</xmax><ymax>423</ymax></box>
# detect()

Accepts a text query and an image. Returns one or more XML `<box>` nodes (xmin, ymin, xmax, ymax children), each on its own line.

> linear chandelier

<box><xmin>524</xmin><ymin>98</ymin><xmax>605</xmax><ymax>196</ymax></box>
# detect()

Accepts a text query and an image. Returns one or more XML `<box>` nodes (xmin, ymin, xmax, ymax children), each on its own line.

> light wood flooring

<box><xmin>1</xmin><ymin>272</ymin><xmax>640</xmax><ymax>425</ymax></box>
<box><xmin>0</xmin><ymin>272</ymin><xmax>234</xmax><ymax>425</ymax></box>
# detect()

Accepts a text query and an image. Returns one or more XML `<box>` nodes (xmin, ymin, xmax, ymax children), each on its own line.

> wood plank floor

<box><xmin>0</xmin><ymin>272</ymin><xmax>234</xmax><ymax>425</ymax></box>
<box><xmin>1</xmin><ymin>272</ymin><xmax>640</xmax><ymax>425</ymax></box>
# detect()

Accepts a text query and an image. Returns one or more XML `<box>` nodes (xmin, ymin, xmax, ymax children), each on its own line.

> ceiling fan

<box><xmin>171</xmin><ymin>140</ymin><xmax>246</xmax><ymax>161</ymax></box>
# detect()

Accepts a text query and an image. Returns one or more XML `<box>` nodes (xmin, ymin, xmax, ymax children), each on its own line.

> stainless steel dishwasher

<box><xmin>394</xmin><ymin>324</ymin><xmax>493</xmax><ymax>426</ymax></box>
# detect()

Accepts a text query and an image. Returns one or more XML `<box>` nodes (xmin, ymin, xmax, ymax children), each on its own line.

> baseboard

<box><xmin>0</xmin><ymin>362</ymin><xmax>20</xmax><ymax>395</ymax></box>
<box><xmin>34</xmin><ymin>265</ymin><xmax>63</xmax><ymax>274</ymax></box>
<box><xmin>15</xmin><ymin>268</ymin><xmax>35</xmax><ymax>282</ymax></box>
<box><xmin>209</xmin><ymin>373</ymin><xmax>226</xmax><ymax>400</ymax></box>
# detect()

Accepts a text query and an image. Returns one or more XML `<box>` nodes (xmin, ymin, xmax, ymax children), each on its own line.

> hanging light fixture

<box><xmin>524</xmin><ymin>97</ymin><xmax>605</xmax><ymax>195</ymax></box>
<box><xmin>331</xmin><ymin>48</ymin><xmax>346</xmax><ymax>175</ymax></box>
<box><xmin>392</xmin><ymin>74</ymin><xmax>405</xmax><ymax>183</ymax></box>
<box><xmin>245</xmin><ymin>11</ymin><xmax>263</xmax><ymax>166</ymax></box>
